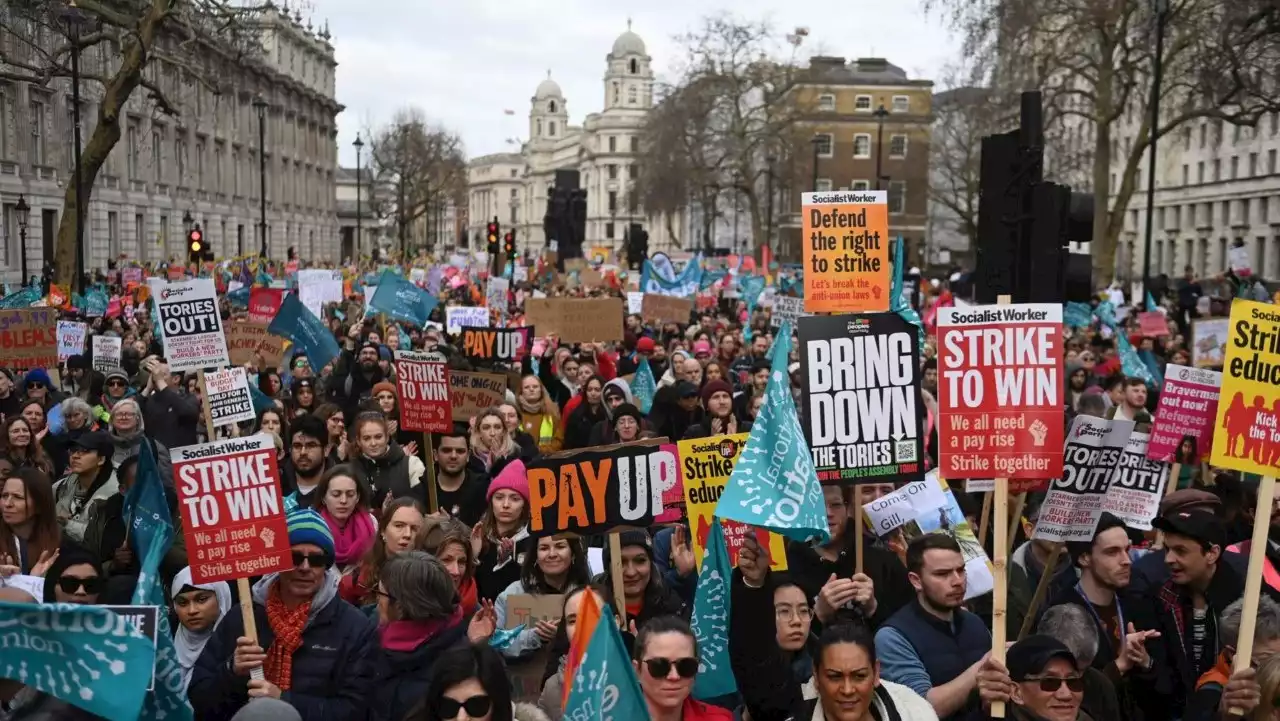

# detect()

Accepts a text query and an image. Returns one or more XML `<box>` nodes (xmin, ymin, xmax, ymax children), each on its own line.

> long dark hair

<box><xmin>519</xmin><ymin>535</ymin><xmax>591</xmax><ymax>594</ymax></box>
<box><xmin>351</xmin><ymin>497</ymin><xmax>424</xmax><ymax>606</ymax></box>
<box><xmin>0</xmin><ymin>416</ymin><xmax>52</xmax><ymax>474</ymax></box>
<box><xmin>406</xmin><ymin>644</ymin><xmax>514</xmax><ymax>721</ymax></box>
<box><xmin>0</xmin><ymin>468</ymin><xmax>60</xmax><ymax>574</ymax></box>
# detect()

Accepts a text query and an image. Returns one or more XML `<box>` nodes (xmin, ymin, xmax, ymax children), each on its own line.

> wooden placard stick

<box><xmin>1227</xmin><ymin>475</ymin><xmax>1277</xmax><ymax>716</ymax></box>
<box><xmin>855</xmin><ymin>487</ymin><xmax>865</xmax><ymax>575</ymax></box>
<box><xmin>609</xmin><ymin>533</ymin><xmax>627</xmax><ymax>629</ymax></box>
<box><xmin>1017</xmin><ymin>542</ymin><xmax>1064</xmax><ymax>641</ymax></box>
<box><xmin>991</xmin><ymin>476</ymin><xmax>1010</xmax><ymax>719</ymax></box>
<box><xmin>424</xmin><ymin>432</ymin><xmax>439</xmax><ymax>514</ymax></box>
<box><xmin>1008</xmin><ymin>492</ymin><xmax>1028</xmax><ymax>556</ymax></box>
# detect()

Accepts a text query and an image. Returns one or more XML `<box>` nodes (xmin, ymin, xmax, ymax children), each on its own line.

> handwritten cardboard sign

<box><xmin>524</xmin><ymin>298</ymin><xmax>623</xmax><ymax>343</ymax></box>
<box><xmin>640</xmin><ymin>294</ymin><xmax>694</xmax><ymax>325</ymax></box>
<box><xmin>503</xmin><ymin>594</ymin><xmax>565</xmax><ymax>630</ymax></box>
<box><xmin>227</xmin><ymin>321</ymin><xmax>285</xmax><ymax>368</ymax></box>
<box><xmin>449</xmin><ymin>370</ymin><xmax>508</xmax><ymax>423</ymax></box>
<box><xmin>0</xmin><ymin>309</ymin><xmax>58</xmax><ymax>369</ymax></box>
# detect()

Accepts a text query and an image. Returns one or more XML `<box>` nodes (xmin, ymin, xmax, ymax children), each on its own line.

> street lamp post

<box><xmin>353</xmin><ymin>134</ymin><xmax>364</xmax><ymax>257</ymax></box>
<box><xmin>873</xmin><ymin>104</ymin><xmax>890</xmax><ymax>190</ymax></box>
<box><xmin>65</xmin><ymin>2</ymin><xmax>87</xmax><ymax>292</ymax></box>
<box><xmin>253</xmin><ymin>95</ymin><xmax>268</xmax><ymax>258</ymax></box>
<box><xmin>1142</xmin><ymin>0</ymin><xmax>1169</xmax><ymax>299</ymax></box>
<box><xmin>15</xmin><ymin>195</ymin><xmax>29</xmax><ymax>285</ymax></box>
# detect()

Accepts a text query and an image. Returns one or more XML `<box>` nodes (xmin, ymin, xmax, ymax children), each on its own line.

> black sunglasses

<box><xmin>291</xmin><ymin>551</ymin><xmax>333</xmax><ymax>569</ymax></box>
<box><xmin>58</xmin><ymin>575</ymin><xmax>105</xmax><ymax>595</ymax></box>
<box><xmin>437</xmin><ymin>695</ymin><xmax>491</xmax><ymax>719</ymax></box>
<box><xmin>1026</xmin><ymin>675</ymin><xmax>1084</xmax><ymax>693</ymax></box>
<box><xmin>26</xmin><ymin>381</ymin><xmax>44</xmax><ymax>389</ymax></box>
<box><xmin>644</xmin><ymin>657</ymin><xmax>699</xmax><ymax>679</ymax></box>
<box><xmin>106</xmin><ymin>379</ymin><xmax>127</xmax><ymax>387</ymax></box>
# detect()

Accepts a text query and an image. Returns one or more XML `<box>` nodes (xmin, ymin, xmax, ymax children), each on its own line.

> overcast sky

<box><xmin>310</xmin><ymin>0</ymin><xmax>962</xmax><ymax>167</ymax></box>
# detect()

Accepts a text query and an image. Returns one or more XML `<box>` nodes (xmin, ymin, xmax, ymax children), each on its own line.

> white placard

<box><xmin>446</xmin><ymin>306</ymin><xmax>490</xmax><ymax>335</ymax></box>
<box><xmin>57</xmin><ymin>321</ymin><xmax>87</xmax><ymax>362</ymax></box>
<box><xmin>626</xmin><ymin>292</ymin><xmax>644</xmax><ymax>314</ymax></box>
<box><xmin>153</xmin><ymin>278</ymin><xmax>229</xmax><ymax>372</ymax></box>
<box><xmin>203</xmin><ymin>367</ymin><xmax>256</xmax><ymax>426</ymax></box>
<box><xmin>770</xmin><ymin>296</ymin><xmax>810</xmax><ymax>328</ymax></box>
<box><xmin>92</xmin><ymin>335</ymin><xmax>123</xmax><ymax>373</ymax></box>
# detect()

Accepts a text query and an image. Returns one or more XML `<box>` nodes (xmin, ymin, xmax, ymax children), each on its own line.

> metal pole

<box><xmin>1142</xmin><ymin>0</ymin><xmax>1167</xmax><ymax>298</ymax></box>
<box><xmin>355</xmin><ymin>145</ymin><xmax>362</xmax><ymax>258</ymax></box>
<box><xmin>19</xmin><ymin>226</ymin><xmax>27</xmax><ymax>283</ymax></box>
<box><xmin>70</xmin><ymin>21</ymin><xmax>84</xmax><ymax>293</ymax></box>
<box><xmin>258</xmin><ymin>109</ymin><xmax>267</xmax><ymax>258</ymax></box>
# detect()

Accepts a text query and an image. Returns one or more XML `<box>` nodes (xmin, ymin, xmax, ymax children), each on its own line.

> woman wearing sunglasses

<box><xmin>406</xmin><ymin>642</ymin><xmax>551</xmax><ymax>721</ymax></box>
<box><xmin>41</xmin><ymin>545</ymin><xmax>105</xmax><ymax>604</ymax></box>
<box><xmin>633</xmin><ymin>616</ymin><xmax>734</xmax><ymax>721</ymax></box>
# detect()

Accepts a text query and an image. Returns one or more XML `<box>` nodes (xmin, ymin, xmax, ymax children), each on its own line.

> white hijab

<box><xmin>170</xmin><ymin>566</ymin><xmax>233</xmax><ymax>691</ymax></box>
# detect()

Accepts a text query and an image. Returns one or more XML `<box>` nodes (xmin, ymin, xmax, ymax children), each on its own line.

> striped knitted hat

<box><xmin>286</xmin><ymin>508</ymin><xmax>334</xmax><ymax>557</ymax></box>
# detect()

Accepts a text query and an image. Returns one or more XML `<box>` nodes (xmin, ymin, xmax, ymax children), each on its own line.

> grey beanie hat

<box><xmin>231</xmin><ymin>699</ymin><xmax>302</xmax><ymax>721</ymax></box>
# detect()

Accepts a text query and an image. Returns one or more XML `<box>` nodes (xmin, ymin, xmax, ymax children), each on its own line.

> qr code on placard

<box><xmin>895</xmin><ymin>440</ymin><xmax>918</xmax><ymax>463</ymax></box>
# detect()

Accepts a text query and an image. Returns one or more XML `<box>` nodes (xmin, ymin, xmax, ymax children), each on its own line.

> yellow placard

<box><xmin>1209</xmin><ymin>299</ymin><xmax>1280</xmax><ymax>475</ymax></box>
<box><xmin>681</xmin><ymin>434</ymin><xmax>789</xmax><ymax>572</ymax></box>
<box><xmin>801</xmin><ymin>190</ymin><xmax>890</xmax><ymax>314</ymax></box>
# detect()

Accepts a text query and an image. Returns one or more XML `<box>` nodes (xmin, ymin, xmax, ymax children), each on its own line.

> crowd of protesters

<box><xmin>0</xmin><ymin>254</ymin><xmax>1277</xmax><ymax>721</ymax></box>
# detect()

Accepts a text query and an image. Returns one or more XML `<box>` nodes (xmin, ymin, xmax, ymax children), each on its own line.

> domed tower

<box><xmin>530</xmin><ymin>70</ymin><xmax>569</xmax><ymax>142</ymax></box>
<box><xmin>605</xmin><ymin>20</ymin><xmax>652</xmax><ymax>110</ymax></box>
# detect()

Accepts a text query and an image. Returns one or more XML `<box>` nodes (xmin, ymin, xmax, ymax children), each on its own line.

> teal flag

<box><xmin>1064</xmin><ymin>301</ymin><xmax>1093</xmax><ymax>329</ymax></box>
<box><xmin>740</xmin><ymin>276</ymin><xmax>766</xmax><ymax>340</ymax></box>
<box><xmin>369</xmin><ymin>269</ymin><xmax>438</xmax><ymax>327</ymax></box>
<box><xmin>691</xmin><ymin>519</ymin><xmax>736</xmax><ymax>700</ymax></box>
<box><xmin>1145</xmin><ymin>292</ymin><xmax>1159</xmax><ymax>312</ymax></box>
<box><xmin>0</xmin><ymin>601</ymin><xmax>156</xmax><ymax>721</ymax></box>
<box><xmin>127</xmin><ymin>442</ymin><xmax>195</xmax><ymax>721</ymax></box>
<box><xmin>489</xmin><ymin>624</ymin><xmax>525</xmax><ymax>651</ymax></box>
<box><xmin>248</xmin><ymin>382</ymin><xmax>277</xmax><ymax>413</ymax></box>
<box><xmin>562</xmin><ymin>609</ymin><xmax>649</xmax><ymax>720</ymax></box>
<box><xmin>714</xmin><ymin>321</ymin><xmax>830</xmax><ymax>543</ymax></box>
<box><xmin>268</xmin><ymin>293</ymin><xmax>342</xmax><ymax>370</ymax></box>
<box><xmin>85</xmin><ymin>289</ymin><xmax>109</xmax><ymax>317</ymax></box>
<box><xmin>226</xmin><ymin>285</ymin><xmax>251</xmax><ymax>308</ymax></box>
<box><xmin>0</xmin><ymin>285</ymin><xmax>41</xmax><ymax>308</ymax></box>
<box><xmin>890</xmin><ymin>238</ymin><xmax>925</xmax><ymax>348</ymax></box>
<box><xmin>631</xmin><ymin>358</ymin><xmax>657</xmax><ymax>415</ymax></box>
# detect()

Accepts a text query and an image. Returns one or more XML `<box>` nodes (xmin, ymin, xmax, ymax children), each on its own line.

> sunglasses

<box><xmin>107</xmin><ymin>379</ymin><xmax>127</xmax><ymax>387</ymax></box>
<box><xmin>643</xmin><ymin>657</ymin><xmax>699</xmax><ymax>679</ymax></box>
<box><xmin>1025</xmin><ymin>675</ymin><xmax>1084</xmax><ymax>693</ymax></box>
<box><xmin>291</xmin><ymin>551</ymin><xmax>333</xmax><ymax>569</ymax></box>
<box><xmin>58</xmin><ymin>575</ymin><xmax>105</xmax><ymax>595</ymax></box>
<box><xmin>26</xmin><ymin>381</ymin><xmax>44</xmax><ymax>389</ymax></box>
<box><xmin>438</xmin><ymin>695</ymin><xmax>491</xmax><ymax>719</ymax></box>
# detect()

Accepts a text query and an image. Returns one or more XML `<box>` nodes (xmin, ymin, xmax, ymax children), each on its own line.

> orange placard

<box><xmin>801</xmin><ymin>190</ymin><xmax>890</xmax><ymax>313</ymax></box>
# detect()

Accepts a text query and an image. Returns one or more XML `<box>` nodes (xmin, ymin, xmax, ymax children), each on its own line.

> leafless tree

<box><xmin>925</xmin><ymin>0</ymin><xmax>1280</xmax><ymax>284</ymax></box>
<box><xmin>366</xmin><ymin>107</ymin><xmax>466</xmax><ymax>256</ymax></box>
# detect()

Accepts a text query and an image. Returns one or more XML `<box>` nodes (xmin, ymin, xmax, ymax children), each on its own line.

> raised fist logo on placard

<box><xmin>1029</xmin><ymin>420</ymin><xmax>1049</xmax><ymax>447</ymax></box>
<box><xmin>260</xmin><ymin>528</ymin><xmax>276</xmax><ymax>548</ymax></box>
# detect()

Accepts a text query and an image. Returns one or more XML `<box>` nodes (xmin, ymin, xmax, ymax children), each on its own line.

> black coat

<box><xmin>141</xmin><ymin>386</ymin><xmax>200</xmax><ymax>451</ymax></box>
<box><xmin>352</xmin><ymin>442</ymin><xmax>420</xmax><ymax>509</ymax></box>
<box><xmin>563</xmin><ymin>403</ymin><xmax>608</xmax><ymax>450</ymax></box>
<box><xmin>188</xmin><ymin>576</ymin><xmax>379</xmax><ymax>721</ymax></box>
<box><xmin>784</xmin><ymin>520</ymin><xmax>913</xmax><ymax>630</ymax></box>
<box><xmin>366</xmin><ymin>617</ymin><xmax>470</xmax><ymax>721</ymax></box>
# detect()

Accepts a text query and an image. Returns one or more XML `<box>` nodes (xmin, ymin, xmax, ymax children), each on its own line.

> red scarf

<box><xmin>322</xmin><ymin>509</ymin><xmax>377</xmax><ymax>567</ymax></box>
<box><xmin>264</xmin><ymin>585</ymin><xmax>312</xmax><ymax>691</ymax></box>
<box><xmin>379</xmin><ymin>606</ymin><xmax>464</xmax><ymax>652</ymax></box>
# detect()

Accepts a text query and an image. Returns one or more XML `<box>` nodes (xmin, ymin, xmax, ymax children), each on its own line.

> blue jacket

<box><xmin>188</xmin><ymin>568</ymin><xmax>379</xmax><ymax>721</ymax></box>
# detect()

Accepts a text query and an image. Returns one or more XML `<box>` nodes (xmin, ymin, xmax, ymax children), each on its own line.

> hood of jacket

<box><xmin>251</xmin><ymin>566</ymin><xmax>342</xmax><ymax>626</ymax></box>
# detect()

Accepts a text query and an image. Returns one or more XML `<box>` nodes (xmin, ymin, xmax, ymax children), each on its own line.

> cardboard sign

<box><xmin>503</xmin><ymin>594</ymin><xmax>565</xmax><ymax>630</ymax></box>
<box><xmin>460</xmin><ymin>326</ymin><xmax>533</xmax><ymax>364</ymax></box>
<box><xmin>154</xmin><ymin>278</ymin><xmax>229</xmax><ymax>372</ymax></box>
<box><xmin>1102</xmin><ymin>431</ymin><xmax>1170</xmax><ymax>531</ymax></box>
<box><xmin>1033</xmin><ymin>416</ymin><xmax>1135</xmax><ymax>542</ymax></box>
<box><xmin>524</xmin><ymin>298</ymin><xmax>623</xmax><ymax>343</ymax></box>
<box><xmin>640</xmin><ymin>294</ymin><xmax>694</xmax><ymax>325</ymax></box>
<box><xmin>102</xmin><ymin>605</ymin><xmax>160</xmax><ymax>690</ymax></box>
<box><xmin>1137</xmin><ymin>311</ymin><xmax>1170</xmax><ymax>337</ymax></box>
<box><xmin>526</xmin><ymin>441</ymin><xmax>678</xmax><ymax>538</ymax></box>
<box><xmin>798</xmin><ymin>313</ymin><xmax>925</xmax><ymax>485</ymax></box>
<box><xmin>446</xmin><ymin>306</ymin><xmax>490</xmax><ymax>335</ymax></box>
<box><xmin>91</xmin><ymin>335</ymin><xmax>122</xmax><ymax>373</ymax></box>
<box><xmin>227</xmin><ymin>321</ymin><xmax>285</xmax><ymax>368</ymax></box>
<box><xmin>204</xmin><ymin>367</ymin><xmax>256</xmax><ymax>427</ymax></box>
<box><xmin>770</xmin><ymin>296</ymin><xmax>810</xmax><ymax>328</ymax></box>
<box><xmin>680</xmin><ymin>434</ymin><xmax>788</xmax><ymax>572</ymax></box>
<box><xmin>0</xmin><ymin>309</ymin><xmax>57</xmax><ymax>369</ymax></box>
<box><xmin>57</xmin><ymin>321</ymin><xmax>87</xmax><ymax>362</ymax></box>
<box><xmin>449</xmin><ymin>370</ymin><xmax>508</xmax><ymax>423</ymax></box>
<box><xmin>248</xmin><ymin>288</ymin><xmax>284</xmax><ymax>324</ymax></box>
<box><xmin>394</xmin><ymin>350</ymin><xmax>452</xmax><ymax>433</ymax></box>
<box><xmin>936</xmin><ymin>303</ymin><xmax>1064</xmax><ymax>482</ymax></box>
<box><xmin>801</xmin><ymin>190</ymin><xmax>890</xmax><ymax>314</ymax></box>
<box><xmin>1148</xmin><ymin>364</ymin><xmax>1221</xmax><ymax>463</ymax></box>
<box><xmin>171</xmin><ymin>434</ymin><xmax>291</xmax><ymax>584</ymax></box>
<box><xmin>1191</xmin><ymin>318</ymin><xmax>1229</xmax><ymax>368</ymax></box>
<box><xmin>1210</xmin><ymin>300</ymin><xmax>1280</xmax><ymax>475</ymax></box>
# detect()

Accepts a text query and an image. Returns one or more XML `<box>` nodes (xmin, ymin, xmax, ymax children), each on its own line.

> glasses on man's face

<box><xmin>291</xmin><ymin>441</ymin><xmax>323</xmax><ymax>453</ymax></box>
<box><xmin>291</xmin><ymin>551</ymin><xmax>333</xmax><ymax>569</ymax></box>
<box><xmin>1025</xmin><ymin>675</ymin><xmax>1084</xmax><ymax>693</ymax></box>
<box><xmin>58</xmin><ymin>575</ymin><xmax>105</xmax><ymax>595</ymax></box>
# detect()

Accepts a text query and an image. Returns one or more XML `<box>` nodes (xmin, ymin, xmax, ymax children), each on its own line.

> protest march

<box><xmin>0</xmin><ymin>236</ymin><xmax>1278</xmax><ymax>721</ymax></box>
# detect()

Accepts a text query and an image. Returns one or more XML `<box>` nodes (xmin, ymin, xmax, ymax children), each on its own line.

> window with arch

<box><xmin>629</xmin><ymin>59</ymin><xmax>638</xmax><ymax>74</ymax></box>
<box><xmin>549</xmin><ymin>100</ymin><xmax>557</xmax><ymax>113</ymax></box>
<box><xmin>549</xmin><ymin>122</ymin><xmax>556</xmax><ymax>136</ymax></box>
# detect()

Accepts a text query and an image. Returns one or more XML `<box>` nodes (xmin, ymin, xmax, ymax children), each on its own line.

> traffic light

<box><xmin>504</xmin><ymin>229</ymin><xmax>517</xmax><ymax>261</ymax></box>
<box><xmin>486</xmin><ymin>219</ymin><xmax>500</xmax><ymax>255</ymax></box>
<box><xmin>187</xmin><ymin>226</ymin><xmax>204</xmax><ymax>264</ymax></box>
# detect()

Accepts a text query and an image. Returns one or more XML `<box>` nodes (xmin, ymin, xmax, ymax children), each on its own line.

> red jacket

<box><xmin>681</xmin><ymin>698</ymin><xmax>734</xmax><ymax>720</ymax></box>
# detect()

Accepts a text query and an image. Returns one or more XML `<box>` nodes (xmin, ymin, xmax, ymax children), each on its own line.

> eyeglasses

<box><xmin>329</xmin><ymin>416</ymin><xmax>344</xmax><ymax>424</ymax></box>
<box><xmin>291</xmin><ymin>441</ymin><xmax>323</xmax><ymax>452</ymax></box>
<box><xmin>437</xmin><ymin>695</ymin><xmax>491</xmax><ymax>719</ymax></box>
<box><xmin>58</xmin><ymin>576</ymin><xmax>105</xmax><ymax>595</ymax></box>
<box><xmin>26</xmin><ymin>382</ymin><xmax>44</xmax><ymax>389</ymax></box>
<box><xmin>775</xmin><ymin>605</ymin><xmax>812</xmax><ymax>621</ymax></box>
<box><xmin>643</xmin><ymin>657</ymin><xmax>699</xmax><ymax>679</ymax></box>
<box><xmin>106</xmin><ymin>379</ymin><xmax>127</xmax><ymax>388</ymax></box>
<box><xmin>1025</xmin><ymin>675</ymin><xmax>1084</xmax><ymax>693</ymax></box>
<box><xmin>291</xmin><ymin>551</ymin><xmax>333</xmax><ymax>569</ymax></box>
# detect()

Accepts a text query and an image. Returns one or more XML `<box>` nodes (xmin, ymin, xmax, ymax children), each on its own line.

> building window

<box><xmin>108</xmin><ymin>210</ymin><xmax>119</xmax><ymax>259</ymax></box>
<box><xmin>608</xmin><ymin>191</ymin><xmax>617</xmax><ymax>212</ymax></box>
<box><xmin>1197</xmin><ymin>161</ymin><xmax>1204</xmax><ymax>184</ymax></box>
<box><xmin>888</xmin><ymin>181</ymin><xmax>906</xmax><ymax>214</ymax></box>
<box><xmin>627</xmin><ymin>85</ymin><xmax>637</xmax><ymax>104</ymax></box>
<box><xmin>175</xmin><ymin>139</ymin><xmax>186</xmax><ymax>182</ymax></box>
<box><xmin>1181</xmin><ymin>165</ymin><xmax>1188</xmax><ymax>185</ymax></box>
<box><xmin>629</xmin><ymin>59</ymin><xmax>638</xmax><ymax>74</ymax></box>
<box><xmin>891</xmin><ymin>95</ymin><xmax>910</xmax><ymax>113</ymax></box>
<box><xmin>852</xmin><ymin>180</ymin><xmax>870</xmax><ymax>191</ymax></box>
<box><xmin>549</xmin><ymin>100</ymin><xmax>557</xmax><ymax>113</ymax></box>
<box><xmin>628</xmin><ymin>190</ymin><xmax>638</xmax><ymax>213</ymax></box>
<box><xmin>609</xmin><ymin>136</ymin><xmax>617</xmax><ymax>152</ymax></box>
<box><xmin>605</xmin><ymin>222</ymin><xmax>615</xmax><ymax>239</ymax></box>
<box><xmin>1250</xmin><ymin>153</ymin><xmax>1258</xmax><ymax>176</ymax></box>
<box><xmin>854</xmin><ymin>95</ymin><xmax>872</xmax><ymax>112</ymax></box>
<box><xmin>853</xmin><ymin>134</ymin><xmax>871</xmax><ymax>158</ymax></box>
<box><xmin>152</xmin><ymin>131</ymin><xmax>162</xmax><ymax>181</ymax></box>
<box><xmin>214</xmin><ymin>147</ymin><xmax>223</xmax><ymax>191</ymax></box>
<box><xmin>196</xmin><ymin>142</ymin><xmax>205</xmax><ymax>188</ymax></box>
<box><xmin>1199</xmin><ymin>123</ymin><xmax>1206</xmax><ymax>148</ymax></box>
<box><xmin>628</xmin><ymin>164</ymin><xmax>638</xmax><ymax>180</ymax></box>
<box><xmin>630</xmin><ymin>136</ymin><xmax>639</xmax><ymax>152</ymax></box>
<box><xmin>126</xmin><ymin>124</ymin><xmax>139</xmax><ymax>178</ymax></box>
<box><xmin>548</xmin><ymin>122</ymin><xmax>556</xmax><ymax>136</ymax></box>
<box><xmin>29</xmin><ymin>100</ymin><xmax>44</xmax><ymax>165</ymax></box>
<box><xmin>608</xmin><ymin>164</ymin><xmax>618</xmax><ymax>180</ymax></box>
<box><xmin>1213</xmin><ymin>158</ymin><xmax>1220</xmax><ymax>181</ymax></box>
<box><xmin>818</xmin><ymin>94</ymin><xmax>835</xmax><ymax>111</ymax></box>
<box><xmin>889</xmin><ymin>135</ymin><xmax>907</xmax><ymax>158</ymax></box>
<box><xmin>815</xmin><ymin>179</ymin><xmax>832</xmax><ymax>192</ymax></box>
<box><xmin>814</xmin><ymin>133</ymin><xmax>833</xmax><ymax>157</ymax></box>
<box><xmin>1231</xmin><ymin>156</ymin><xmax>1238</xmax><ymax>179</ymax></box>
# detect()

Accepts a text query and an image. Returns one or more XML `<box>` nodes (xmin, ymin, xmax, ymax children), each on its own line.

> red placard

<box><xmin>1137</xmin><ymin>311</ymin><xmax>1170</xmax><ymax>337</ymax></box>
<box><xmin>172</xmin><ymin>434</ymin><xmax>292</xmax><ymax>584</ymax></box>
<box><xmin>248</xmin><ymin>288</ymin><xmax>285</xmax><ymax>324</ymax></box>
<box><xmin>936</xmin><ymin>303</ymin><xmax>1065</xmax><ymax>481</ymax></box>
<box><xmin>394</xmin><ymin>350</ymin><xmax>452</xmax><ymax>433</ymax></box>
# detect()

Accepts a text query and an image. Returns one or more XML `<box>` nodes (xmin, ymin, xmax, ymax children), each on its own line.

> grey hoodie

<box><xmin>602</xmin><ymin>377</ymin><xmax>634</xmax><ymax>418</ymax></box>
<box><xmin>250</xmin><ymin>566</ymin><xmax>342</xmax><ymax>623</ymax></box>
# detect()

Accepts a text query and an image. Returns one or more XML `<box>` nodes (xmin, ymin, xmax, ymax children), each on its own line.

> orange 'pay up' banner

<box><xmin>801</xmin><ymin>190</ymin><xmax>891</xmax><ymax>314</ymax></box>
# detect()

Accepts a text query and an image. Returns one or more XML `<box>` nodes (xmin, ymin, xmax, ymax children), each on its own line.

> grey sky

<box><xmin>310</xmin><ymin>0</ymin><xmax>961</xmax><ymax>167</ymax></box>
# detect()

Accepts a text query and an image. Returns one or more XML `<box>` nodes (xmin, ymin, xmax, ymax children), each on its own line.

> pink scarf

<box><xmin>379</xmin><ymin>606</ymin><xmax>464</xmax><ymax>652</ymax></box>
<box><xmin>322</xmin><ymin>508</ymin><xmax>377</xmax><ymax>567</ymax></box>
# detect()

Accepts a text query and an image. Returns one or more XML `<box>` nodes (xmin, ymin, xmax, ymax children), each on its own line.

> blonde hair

<box><xmin>1255</xmin><ymin>654</ymin><xmax>1280</xmax><ymax>721</ymax></box>
<box><xmin>469</xmin><ymin>407</ymin><xmax>519</xmax><ymax>461</ymax></box>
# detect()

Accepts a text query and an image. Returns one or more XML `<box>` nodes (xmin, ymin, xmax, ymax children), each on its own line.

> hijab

<box><xmin>170</xmin><ymin>566</ymin><xmax>233</xmax><ymax>691</ymax></box>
